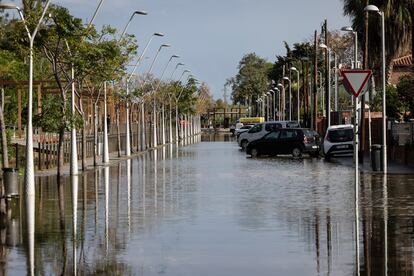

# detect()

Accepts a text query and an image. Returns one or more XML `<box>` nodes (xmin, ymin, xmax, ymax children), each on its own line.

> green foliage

<box><xmin>396</xmin><ymin>75</ymin><xmax>414</xmax><ymax>118</ymax></box>
<box><xmin>33</xmin><ymin>94</ymin><xmax>82</xmax><ymax>132</ymax></box>
<box><xmin>228</xmin><ymin>53</ymin><xmax>273</xmax><ymax>104</ymax></box>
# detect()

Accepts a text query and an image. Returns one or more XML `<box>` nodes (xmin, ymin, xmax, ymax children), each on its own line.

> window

<box><xmin>265</xmin><ymin>131</ymin><xmax>280</xmax><ymax>140</ymax></box>
<box><xmin>248</xmin><ymin>124</ymin><xmax>262</xmax><ymax>133</ymax></box>
<box><xmin>280</xmin><ymin>129</ymin><xmax>298</xmax><ymax>139</ymax></box>
<box><xmin>286</xmin><ymin>122</ymin><xmax>300</xmax><ymax>128</ymax></box>
<box><xmin>265</xmin><ymin>123</ymin><xmax>282</xmax><ymax>131</ymax></box>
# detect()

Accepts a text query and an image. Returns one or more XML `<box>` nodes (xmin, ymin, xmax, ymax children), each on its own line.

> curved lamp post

<box><xmin>277</xmin><ymin>83</ymin><xmax>285</xmax><ymax>120</ymax></box>
<box><xmin>0</xmin><ymin>2</ymin><xmax>51</xmax><ymax>275</ymax></box>
<box><xmin>120</xmin><ymin>10</ymin><xmax>148</xmax><ymax>38</ymax></box>
<box><xmin>148</xmin><ymin>44</ymin><xmax>171</xmax><ymax>148</ymax></box>
<box><xmin>365</xmin><ymin>4</ymin><xmax>387</xmax><ymax>174</ymax></box>
<box><xmin>319</xmin><ymin>43</ymin><xmax>332</xmax><ymax>127</ymax></box>
<box><xmin>175</xmin><ymin>70</ymin><xmax>191</xmax><ymax>143</ymax></box>
<box><xmin>157</xmin><ymin>55</ymin><xmax>179</xmax><ymax>145</ymax></box>
<box><xmin>283</xmin><ymin>77</ymin><xmax>292</xmax><ymax>121</ymax></box>
<box><xmin>126</xmin><ymin>32</ymin><xmax>163</xmax><ymax>154</ymax></box>
<box><xmin>290</xmin><ymin>67</ymin><xmax>300</xmax><ymax>123</ymax></box>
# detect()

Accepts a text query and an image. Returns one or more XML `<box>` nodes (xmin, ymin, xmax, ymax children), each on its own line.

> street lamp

<box><xmin>290</xmin><ymin>67</ymin><xmax>300</xmax><ymax>123</ymax></box>
<box><xmin>120</xmin><ymin>10</ymin><xmax>148</xmax><ymax>39</ymax></box>
<box><xmin>319</xmin><ymin>43</ymin><xmax>332</xmax><ymax>127</ymax></box>
<box><xmin>127</xmin><ymin>32</ymin><xmax>163</xmax><ymax>154</ymax></box>
<box><xmin>274</xmin><ymin>87</ymin><xmax>280</xmax><ymax>120</ymax></box>
<box><xmin>268</xmin><ymin>89</ymin><xmax>275</xmax><ymax>121</ymax></box>
<box><xmin>365</xmin><ymin>4</ymin><xmax>387</xmax><ymax>174</ymax></box>
<box><xmin>341</xmin><ymin>26</ymin><xmax>358</xmax><ymax>69</ymax></box>
<box><xmin>157</xmin><ymin>54</ymin><xmax>180</xmax><ymax>145</ymax></box>
<box><xmin>0</xmin><ymin>2</ymin><xmax>51</xmax><ymax>274</ymax></box>
<box><xmin>283</xmin><ymin>77</ymin><xmax>292</xmax><ymax>121</ymax></box>
<box><xmin>175</xmin><ymin>69</ymin><xmax>191</xmax><ymax>143</ymax></box>
<box><xmin>0</xmin><ymin>1</ymin><xmax>50</xmax><ymax>190</ymax></box>
<box><xmin>148</xmin><ymin>44</ymin><xmax>171</xmax><ymax>148</ymax></box>
<box><xmin>170</xmin><ymin>62</ymin><xmax>185</xmax><ymax>80</ymax></box>
<box><xmin>277</xmin><ymin>83</ymin><xmax>285</xmax><ymax>120</ymax></box>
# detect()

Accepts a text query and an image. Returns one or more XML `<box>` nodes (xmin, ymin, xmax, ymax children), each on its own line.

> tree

<box><xmin>396</xmin><ymin>75</ymin><xmax>414</xmax><ymax>119</ymax></box>
<box><xmin>342</xmin><ymin>0</ymin><xmax>411</xmax><ymax>71</ymax></box>
<box><xmin>228</xmin><ymin>53</ymin><xmax>273</xmax><ymax>106</ymax></box>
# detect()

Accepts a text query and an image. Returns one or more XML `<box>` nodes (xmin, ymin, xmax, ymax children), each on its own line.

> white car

<box><xmin>235</xmin><ymin>124</ymin><xmax>254</xmax><ymax>137</ymax></box>
<box><xmin>323</xmin><ymin>124</ymin><xmax>354</xmax><ymax>159</ymax></box>
<box><xmin>238</xmin><ymin>121</ymin><xmax>300</xmax><ymax>150</ymax></box>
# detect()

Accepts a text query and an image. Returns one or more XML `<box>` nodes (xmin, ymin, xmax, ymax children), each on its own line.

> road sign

<box><xmin>340</xmin><ymin>70</ymin><xmax>372</xmax><ymax>97</ymax></box>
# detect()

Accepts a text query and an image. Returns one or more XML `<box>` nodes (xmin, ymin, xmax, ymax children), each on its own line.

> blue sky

<box><xmin>55</xmin><ymin>0</ymin><xmax>350</xmax><ymax>99</ymax></box>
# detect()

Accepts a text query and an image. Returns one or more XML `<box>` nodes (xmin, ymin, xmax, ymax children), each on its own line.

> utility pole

<box><xmin>324</xmin><ymin>19</ymin><xmax>330</xmax><ymax>132</ymax></box>
<box><xmin>313</xmin><ymin>30</ymin><xmax>318</xmax><ymax>131</ymax></box>
<box><xmin>360</xmin><ymin>0</ymin><xmax>370</xmax><ymax>164</ymax></box>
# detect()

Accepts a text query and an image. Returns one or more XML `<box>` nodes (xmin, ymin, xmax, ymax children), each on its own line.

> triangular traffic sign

<box><xmin>340</xmin><ymin>70</ymin><xmax>372</xmax><ymax>98</ymax></box>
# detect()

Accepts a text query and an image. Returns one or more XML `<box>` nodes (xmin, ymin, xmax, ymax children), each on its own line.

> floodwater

<box><xmin>1</xmin><ymin>134</ymin><xmax>413</xmax><ymax>275</ymax></box>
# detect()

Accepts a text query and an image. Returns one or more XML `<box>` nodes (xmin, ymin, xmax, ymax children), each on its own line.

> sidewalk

<box><xmin>330</xmin><ymin>156</ymin><xmax>414</xmax><ymax>175</ymax></box>
<box><xmin>34</xmin><ymin>146</ymin><xmax>165</xmax><ymax>177</ymax></box>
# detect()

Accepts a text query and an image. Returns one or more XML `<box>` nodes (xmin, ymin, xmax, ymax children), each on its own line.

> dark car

<box><xmin>246</xmin><ymin>128</ymin><xmax>320</xmax><ymax>158</ymax></box>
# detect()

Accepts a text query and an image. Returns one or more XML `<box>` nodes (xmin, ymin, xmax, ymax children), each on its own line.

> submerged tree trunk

<box><xmin>93</xmin><ymin>103</ymin><xmax>98</xmax><ymax>166</ymax></box>
<box><xmin>82</xmin><ymin>123</ymin><xmax>86</xmax><ymax>171</ymax></box>
<box><xmin>57</xmin><ymin>128</ymin><xmax>65</xmax><ymax>176</ymax></box>
<box><xmin>0</xmin><ymin>88</ymin><xmax>9</xmax><ymax>168</ymax></box>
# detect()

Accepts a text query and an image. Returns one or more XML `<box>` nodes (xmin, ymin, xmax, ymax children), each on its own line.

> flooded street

<box><xmin>1</xmin><ymin>135</ymin><xmax>413</xmax><ymax>275</ymax></box>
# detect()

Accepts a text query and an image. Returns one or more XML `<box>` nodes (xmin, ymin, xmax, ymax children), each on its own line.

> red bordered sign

<box><xmin>340</xmin><ymin>70</ymin><xmax>372</xmax><ymax>98</ymax></box>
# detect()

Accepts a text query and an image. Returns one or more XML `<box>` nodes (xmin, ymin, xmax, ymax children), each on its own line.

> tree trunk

<box><xmin>57</xmin><ymin>128</ymin><xmax>65</xmax><ymax>176</ymax></box>
<box><xmin>0</xmin><ymin>88</ymin><xmax>8</xmax><ymax>168</ymax></box>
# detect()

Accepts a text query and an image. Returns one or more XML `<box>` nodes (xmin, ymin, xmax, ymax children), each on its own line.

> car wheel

<box><xmin>241</xmin><ymin>140</ymin><xmax>248</xmax><ymax>150</ymax></box>
<box><xmin>250</xmin><ymin>148</ymin><xmax>259</xmax><ymax>158</ymax></box>
<box><xmin>292</xmin><ymin>147</ymin><xmax>302</xmax><ymax>158</ymax></box>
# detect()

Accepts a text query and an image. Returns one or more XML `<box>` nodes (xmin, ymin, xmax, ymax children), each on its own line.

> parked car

<box><xmin>235</xmin><ymin>124</ymin><xmax>254</xmax><ymax>137</ymax></box>
<box><xmin>238</xmin><ymin>121</ymin><xmax>300</xmax><ymax>150</ymax></box>
<box><xmin>246</xmin><ymin>128</ymin><xmax>320</xmax><ymax>158</ymax></box>
<box><xmin>323</xmin><ymin>124</ymin><xmax>354</xmax><ymax>159</ymax></box>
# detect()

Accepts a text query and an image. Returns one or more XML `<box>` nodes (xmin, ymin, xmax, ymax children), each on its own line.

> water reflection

<box><xmin>0</xmin><ymin>142</ymin><xmax>413</xmax><ymax>275</ymax></box>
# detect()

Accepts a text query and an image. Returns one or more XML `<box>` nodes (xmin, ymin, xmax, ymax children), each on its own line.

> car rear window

<box><xmin>328</xmin><ymin>128</ymin><xmax>354</xmax><ymax>142</ymax></box>
<box><xmin>286</xmin><ymin>122</ymin><xmax>300</xmax><ymax>128</ymax></box>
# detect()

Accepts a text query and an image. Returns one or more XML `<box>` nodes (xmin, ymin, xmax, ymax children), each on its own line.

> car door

<box><xmin>277</xmin><ymin>129</ymin><xmax>298</xmax><ymax>154</ymax></box>
<box><xmin>260</xmin><ymin>130</ymin><xmax>280</xmax><ymax>155</ymax></box>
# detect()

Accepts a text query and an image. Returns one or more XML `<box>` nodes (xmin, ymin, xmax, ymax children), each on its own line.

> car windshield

<box><xmin>328</xmin><ymin>128</ymin><xmax>354</xmax><ymax>142</ymax></box>
<box><xmin>248</xmin><ymin>124</ymin><xmax>262</xmax><ymax>133</ymax></box>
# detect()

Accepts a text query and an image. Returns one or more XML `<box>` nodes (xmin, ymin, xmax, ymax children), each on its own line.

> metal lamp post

<box><xmin>117</xmin><ymin>11</ymin><xmax>148</xmax><ymax>158</ymax></box>
<box><xmin>290</xmin><ymin>67</ymin><xmax>300</xmax><ymax>123</ymax></box>
<box><xmin>269</xmin><ymin>89</ymin><xmax>275</xmax><ymax>121</ymax></box>
<box><xmin>341</xmin><ymin>26</ymin><xmax>358</xmax><ymax>107</ymax></box>
<box><xmin>274</xmin><ymin>87</ymin><xmax>280</xmax><ymax>120</ymax></box>
<box><xmin>170</xmin><ymin>62</ymin><xmax>185</xmax><ymax>80</ymax></box>
<box><xmin>277</xmin><ymin>83</ymin><xmax>285</xmax><ymax>120</ymax></box>
<box><xmin>120</xmin><ymin>10</ymin><xmax>148</xmax><ymax>38</ymax></box>
<box><xmin>127</xmin><ymin>32</ymin><xmax>163</xmax><ymax>154</ymax></box>
<box><xmin>365</xmin><ymin>5</ymin><xmax>387</xmax><ymax>174</ymax></box>
<box><xmin>157</xmin><ymin>54</ymin><xmax>180</xmax><ymax>145</ymax></box>
<box><xmin>0</xmin><ymin>3</ymin><xmax>50</xmax><ymax>274</ymax></box>
<box><xmin>175</xmin><ymin>70</ymin><xmax>191</xmax><ymax>143</ymax></box>
<box><xmin>319</xmin><ymin>43</ymin><xmax>332</xmax><ymax>127</ymax></box>
<box><xmin>283</xmin><ymin>77</ymin><xmax>292</xmax><ymax>121</ymax></box>
<box><xmin>0</xmin><ymin>1</ymin><xmax>50</xmax><ymax>193</ymax></box>
<box><xmin>148</xmin><ymin>44</ymin><xmax>171</xmax><ymax>148</ymax></box>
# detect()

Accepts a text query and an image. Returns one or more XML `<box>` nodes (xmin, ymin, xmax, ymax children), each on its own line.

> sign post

<box><xmin>341</xmin><ymin>69</ymin><xmax>372</xmax><ymax>273</ymax></box>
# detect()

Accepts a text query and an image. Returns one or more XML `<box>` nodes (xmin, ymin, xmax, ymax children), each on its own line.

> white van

<box><xmin>238</xmin><ymin>121</ymin><xmax>300</xmax><ymax>149</ymax></box>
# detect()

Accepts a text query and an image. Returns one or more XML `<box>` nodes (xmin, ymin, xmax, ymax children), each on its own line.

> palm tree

<box><xmin>343</xmin><ymin>0</ymin><xmax>411</xmax><ymax>70</ymax></box>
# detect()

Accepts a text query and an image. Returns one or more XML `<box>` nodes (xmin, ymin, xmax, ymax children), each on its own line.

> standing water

<box><xmin>0</xmin><ymin>134</ymin><xmax>413</xmax><ymax>275</ymax></box>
